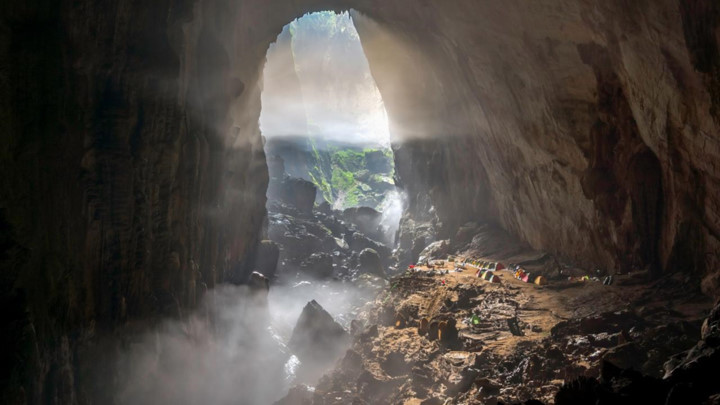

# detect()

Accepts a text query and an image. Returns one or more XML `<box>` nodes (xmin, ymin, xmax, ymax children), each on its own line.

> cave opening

<box><xmin>259</xmin><ymin>10</ymin><xmax>404</xmax><ymax>283</ymax></box>
<box><xmin>250</xmin><ymin>10</ymin><xmax>406</xmax><ymax>401</ymax></box>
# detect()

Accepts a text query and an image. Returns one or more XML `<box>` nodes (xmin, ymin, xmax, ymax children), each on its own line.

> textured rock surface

<box><xmin>289</xmin><ymin>300</ymin><xmax>350</xmax><ymax>363</ymax></box>
<box><xmin>357</xmin><ymin>248</ymin><xmax>384</xmax><ymax>277</ymax></box>
<box><xmin>2</xmin><ymin>0</ymin><xmax>720</xmax><ymax>402</ymax></box>
<box><xmin>351</xmin><ymin>1</ymin><xmax>720</xmax><ymax>293</ymax></box>
<box><xmin>0</xmin><ymin>0</ymin><xmax>273</xmax><ymax>402</ymax></box>
<box><xmin>267</xmin><ymin>176</ymin><xmax>318</xmax><ymax>215</ymax></box>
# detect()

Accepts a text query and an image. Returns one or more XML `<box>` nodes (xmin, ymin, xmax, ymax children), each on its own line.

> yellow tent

<box><xmin>534</xmin><ymin>276</ymin><xmax>547</xmax><ymax>286</ymax></box>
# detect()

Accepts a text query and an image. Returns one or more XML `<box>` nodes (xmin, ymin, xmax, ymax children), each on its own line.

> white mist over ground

<box><xmin>260</xmin><ymin>11</ymin><xmax>390</xmax><ymax>146</ymax></box>
<box><xmin>378</xmin><ymin>189</ymin><xmax>406</xmax><ymax>244</ymax></box>
<box><xmin>113</xmin><ymin>282</ymin><xmax>377</xmax><ymax>405</ymax></box>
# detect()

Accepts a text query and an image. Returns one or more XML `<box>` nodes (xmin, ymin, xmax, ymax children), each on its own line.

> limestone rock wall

<box><xmin>351</xmin><ymin>0</ymin><xmax>720</xmax><ymax>297</ymax></box>
<box><xmin>0</xmin><ymin>0</ymin><xmax>272</xmax><ymax>402</ymax></box>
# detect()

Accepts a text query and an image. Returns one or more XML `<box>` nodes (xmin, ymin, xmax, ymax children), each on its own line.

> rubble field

<box><xmin>279</xmin><ymin>259</ymin><xmax>718</xmax><ymax>404</ymax></box>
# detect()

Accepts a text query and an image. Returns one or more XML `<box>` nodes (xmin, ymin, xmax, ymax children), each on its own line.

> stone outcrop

<box><xmin>349</xmin><ymin>2</ymin><xmax>720</xmax><ymax>295</ymax></box>
<box><xmin>288</xmin><ymin>300</ymin><xmax>350</xmax><ymax>364</ymax></box>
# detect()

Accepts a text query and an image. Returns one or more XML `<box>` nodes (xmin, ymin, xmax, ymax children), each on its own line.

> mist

<box><xmin>378</xmin><ymin>189</ymin><xmax>406</xmax><ymax>245</ymax></box>
<box><xmin>112</xmin><ymin>281</ymin><xmax>377</xmax><ymax>405</ymax></box>
<box><xmin>260</xmin><ymin>11</ymin><xmax>390</xmax><ymax>146</ymax></box>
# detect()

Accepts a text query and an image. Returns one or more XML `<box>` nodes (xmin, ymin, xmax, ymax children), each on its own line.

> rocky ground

<box><xmin>277</xmin><ymin>244</ymin><xmax>719</xmax><ymax>404</ymax></box>
<box><xmin>264</xmin><ymin>172</ymin><xmax>397</xmax><ymax>282</ymax></box>
<box><xmin>265</xmin><ymin>174</ymin><xmax>719</xmax><ymax>405</ymax></box>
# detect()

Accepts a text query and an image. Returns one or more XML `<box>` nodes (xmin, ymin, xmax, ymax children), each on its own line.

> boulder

<box><xmin>418</xmin><ymin>239</ymin><xmax>450</xmax><ymax>263</ymax></box>
<box><xmin>267</xmin><ymin>176</ymin><xmax>317</xmax><ymax>215</ymax></box>
<box><xmin>358</xmin><ymin>248</ymin><xmax>384</xmax><ymax>277</ymax></box>
<box><xmin>289</xmin><ymin>300</ymin><xmax>350</xmax><ymax>364</ymax></box>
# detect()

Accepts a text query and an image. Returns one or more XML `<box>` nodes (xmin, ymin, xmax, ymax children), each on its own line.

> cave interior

<box><xmin>1</xmin><ymin>1</ymin><xmax>720</xmax><ymax>404</ymax></box>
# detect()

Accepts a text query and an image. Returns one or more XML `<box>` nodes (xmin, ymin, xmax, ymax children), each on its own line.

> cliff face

<box><xmin>1</xmin><ymin>0</ymin><xmax>719</xmax><ymax>403</ymax></box>
<box><xmin>350</xmin><ymin>1</ymin><xmax>720</xmax><ymax>294</ymax></box>
<box><xmin>0</xmin><ymin>1</ymin><xmax>270</xmax><ymax>402</ymax></box>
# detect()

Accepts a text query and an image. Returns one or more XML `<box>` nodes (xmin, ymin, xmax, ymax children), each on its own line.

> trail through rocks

<box><xmin>278</xmin><ymin>260</ymin><xmax>712</xmax><ymax>404</ymax></box>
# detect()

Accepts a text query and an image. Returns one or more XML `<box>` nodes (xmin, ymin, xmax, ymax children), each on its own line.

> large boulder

<box><xmin>417</xmin><ymin>239</ymin><xmax>450</xmax><ymax>263</ymax></box>
<box><xmin>358</xmin><ymin>248</ymin><xmax>385</xmax><ymax>277</ymax></box>
<box><xmin>289</xmin><ymin>300</ymin><xmax>350</xmax><ymax>364</ymax></box>
<box><xmin>267</xmin><ymin>176</ymin><xmax>317</xmax><ymax>215</ymax></box>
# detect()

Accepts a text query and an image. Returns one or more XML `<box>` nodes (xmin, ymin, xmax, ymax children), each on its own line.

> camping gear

<box><xmin>534</xmin><ymin>276</ymin><xmax>547</xmax><ymax>286</ymax></box>
<box><xmin>471</xmin><ymin>314</ymin><xmax>481</xmax><ymax>326</ymax></box>
<box><xmin>496</xmin><ymin>263</ymin><xmax>506</xmax><ymax>271</ymax></box>
<box><xmin>395</xmin><ymin>313</ymin><xmax>407</xmax><ymax>328</ymax></box>
<box><xmin>522</xmin><ymin>273</ymin><xmax>531</xmax><ymax>283</ymax></box>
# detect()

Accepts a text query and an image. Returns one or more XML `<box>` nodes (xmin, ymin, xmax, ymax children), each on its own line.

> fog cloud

<box><xmin>112</xmin><ymin>281</ymin><xmax>375</xmax><ymax>405</ymax></box>
<box><xmin>260</xmin><ymin>11</ymin><xmax>390</xmax><ymax>146</ymax></box>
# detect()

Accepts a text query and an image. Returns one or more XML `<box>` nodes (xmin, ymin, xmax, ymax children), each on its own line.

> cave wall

<box><xmin>1</xmin><ymin>0</ymin><xmax>719</xmax><ymax>403</ymax></box>
<box><xmin>351</xmin><ymin>0</ymin><xmax>720</xmax><ymax>296</ymax></box>
<box><xmin>0</xmin><ymin>0</ymin><xmax>272</xmax><ymax>402</ymax></box>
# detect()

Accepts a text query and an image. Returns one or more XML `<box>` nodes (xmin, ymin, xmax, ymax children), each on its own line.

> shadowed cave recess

<box><xmin>1</xmin><ymin>1</ymin><xmax>720</xmax><ymax>404</ymax></box>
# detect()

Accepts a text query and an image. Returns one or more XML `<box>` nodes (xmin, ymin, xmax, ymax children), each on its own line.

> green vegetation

<box><xmin>306</xmin><ymin>140</ymin><xmax>395</xmax><ymax>209</ymax></box>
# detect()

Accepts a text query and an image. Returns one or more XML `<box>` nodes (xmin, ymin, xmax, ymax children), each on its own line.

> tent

<box><xmin>496</xmin><ymin>263</ymin><xmax>506</xmax><ymax>271</ymax></box>
<box><xmin>534</xmin><ymin>276</ymin><xmax>547</xmax><ymax>286</ymax></box>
